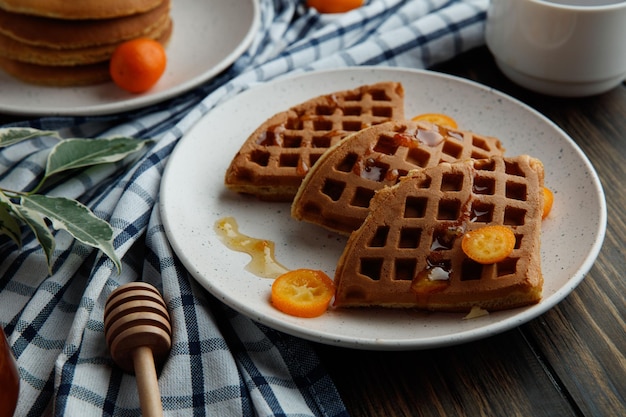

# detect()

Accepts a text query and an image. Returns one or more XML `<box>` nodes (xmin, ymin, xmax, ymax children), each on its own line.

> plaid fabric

<box><xmin>0</xmin><ymin>1</ymin><xmax>488</xmax><ymax>415</ymax></box>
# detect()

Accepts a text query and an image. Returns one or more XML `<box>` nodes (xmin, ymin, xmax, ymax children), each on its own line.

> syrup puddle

<box><xmin>214</xmin><ymin>217</ymin><xmax>289</xmax><ymax>279</ymax></box>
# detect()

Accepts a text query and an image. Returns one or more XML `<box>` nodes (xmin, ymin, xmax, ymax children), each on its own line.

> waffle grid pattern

<box><xmin>334</xmin><ymin>155</ymin><xmax>544</xmax><ymax>310</ymax></box>
<box><xmin>293</xmin><ymin>120</ymin><xmax>505</xmax><ymax>235</ymax></box>
<box><xmin>225</xmin><ymin>82</ymin><xmax>405</xmax><ymax>200</ymax></box>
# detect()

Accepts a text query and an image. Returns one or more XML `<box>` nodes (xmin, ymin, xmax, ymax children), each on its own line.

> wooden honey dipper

<box><xmin>104</xmin><ymin>282</ymin><xmax>172</xmax><ymax>417</ymax></box>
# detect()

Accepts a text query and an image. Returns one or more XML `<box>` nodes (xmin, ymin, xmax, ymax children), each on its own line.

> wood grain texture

<box><xmin>315</xmin><ymin>46</ymin><xmax>626</xmax><ymax>417</ymax></box>
<box><xmin>316</xmin><ymin>330</ymin><xmax>581</xmax><ymax>417</ymax></box>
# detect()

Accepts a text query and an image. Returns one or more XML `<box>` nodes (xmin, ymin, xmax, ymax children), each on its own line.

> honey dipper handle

<box><xmin>133</xmin><ymin>345</ymin><xmax>164</xmax><ymax>417</ymax></box>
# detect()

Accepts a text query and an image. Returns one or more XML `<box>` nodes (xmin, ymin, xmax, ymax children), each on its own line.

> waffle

<box><xmin>224</xmin><ymin>82</ymin><xmax>406</xmax><ymax>201</ymax></box>
<box><xmin>333</xmin><ymin>154</ymin><xmax>544</xmax><ymax>312</ymax></box>
<box><xmin>292</xmin><ymin>120</ymin><xmax>505</xmax><ymax>235</ymax></box>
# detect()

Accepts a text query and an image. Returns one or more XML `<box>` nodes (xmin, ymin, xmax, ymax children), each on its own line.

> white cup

<box><xmin>485</xmin><ymin>0</ymin><xmax>626</xmax><ymax>97</ymax></box>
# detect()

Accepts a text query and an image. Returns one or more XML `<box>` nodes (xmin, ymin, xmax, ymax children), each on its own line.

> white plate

<box><xmin>160</xmin><ymin>67</ymin><xmax>607</xmax><ymax>350</ymax></box>
<box><xmin>0</xmin><ymin>0</ymin><xmax>259</xmax><ymax>116</ymax></box>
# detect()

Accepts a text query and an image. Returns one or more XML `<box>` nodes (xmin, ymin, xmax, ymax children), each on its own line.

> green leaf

<box><xmin>13</xmin><ymin>204</ymin><xmax>56</xmax><ymax>274</ymax></box>
<box><xmin>0</xmin><ymin>196</ymin><xmax>22</xmax><ymax>248</ymax></box>
<box><xmin>20</xmin><ymin>195</ymin><xmax>121</xmax><ymax>273</ymax></box>
<box><xmin>45</xmin><ymin>137</ymin><xmax>150</xmax><ymax>177</ymax></box>
<box><xmin>0</xmin><ymin>127</ymin><xmax>59</xmax><ymax>148</ymax></box>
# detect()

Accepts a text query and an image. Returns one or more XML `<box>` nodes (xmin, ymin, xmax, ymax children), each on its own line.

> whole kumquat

<box><xmin>306</xmin><ymin>0</ymin><xmax>364</xmax><ymax>14</ymax></box>
<box><xmin>411</xmin><ymin>113</ymin><xmax>458</xmax><ymax>129</ymax></box>
<box><xmin>109</xmin><ymin>38</ymin><xmax>167</xmax><ymax>93</ymax></box>
<box><xmin>461</xmin><ymin>225</ymin><xmax>516</xmax><ymax>265</ymax></box>
<box><xmin>271</xmin><ymin>269</ymin><xmax>335</xmax><ymax>318</ymax></box>
<box><xmin>542</xmin><ymin>187</ymin><xmax>554</xmax><ymax>219</ymax></box>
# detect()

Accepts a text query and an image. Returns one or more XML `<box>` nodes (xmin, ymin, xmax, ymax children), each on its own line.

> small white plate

<box><xmin>160</xmin><ymin>67</ymin><xmax>607</xmax><ymax>350</ymax></box>
<box><xmin>0</xmin><ymin>0</ymin><xmax>259</xmax><ymax>116</ymax></box>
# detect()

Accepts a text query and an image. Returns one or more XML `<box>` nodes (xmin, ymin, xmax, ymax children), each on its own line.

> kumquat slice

<box><xmin>542</xmin><ymin>187</ymin><xmax>554</xmax><ymax>219</ymax></box>
<box><xmin>271</xmin><ymin>269</ymin><xmax>335</xmax><ymax>318</ymax></box>
<box><xmin>411</xmin><ymin>113</ymin><xmax>458</xmax><ymax>129</ymax></box>
<box><xmin>461</xmin><ymin>225</ymin><xmax>516</xmax><ymax>265</ymax></box>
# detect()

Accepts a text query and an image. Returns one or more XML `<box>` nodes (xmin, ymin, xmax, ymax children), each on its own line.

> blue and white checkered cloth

<box><xmin>0</xmin><ymin>1</ymin><xmax>488</xmax><ymax>415</ymax></box>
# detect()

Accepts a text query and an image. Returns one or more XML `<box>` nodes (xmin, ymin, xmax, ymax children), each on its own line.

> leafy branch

<box><xmin>0</xmin><ymin>127</ymin><xmax>153</xmax><ymax>274</ymax></box>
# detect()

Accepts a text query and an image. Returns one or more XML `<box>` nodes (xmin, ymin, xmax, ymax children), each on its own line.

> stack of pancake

<box><xmin>0</xmin><ymin>0</ymin><xmax>172</xmax><ymax>86</ymax></box>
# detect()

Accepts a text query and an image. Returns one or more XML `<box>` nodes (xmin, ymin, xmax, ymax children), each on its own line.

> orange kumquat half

<box><xmin>542</xmin><ymin>187</ymin><xmax>554</xmax><ymax>219</ymax></box>
<box><xmin>461</xmin><ymin>225</ymin><xmax>516</xmax><ymax>265</ymax></box>
<box><xmin>271</xmin><ymin>269</ymin><xmax>335</xmax><ymax>318</ymax></box>
<box><xmin>411</xmin><ymin>113</ymin><xmax>458</xmax><ymax>129</ymax></box>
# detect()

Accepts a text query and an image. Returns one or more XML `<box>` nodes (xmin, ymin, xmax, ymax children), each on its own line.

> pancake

<box><xmin>0</xmin><ymin>57</ymin><xmax>110</xmax><ymax>86</ymax></box>
<box><xmin>0</xmin><ymin>0</ymin><xmax>170</xmax><ymax>49</ymax></box>
<box><xmin>0</xmin><ymin>0</ymin><xmax>164</xmax><ymax>20</ymax></box>
<box><xmin>0</xmin><ymin>17</ymin><xmax>172</xmax><ymax>66</ymax></box>
<box><xmin>0</xmin><ymin>19</ymin><xmax>172</xmax><ymax>86</ymax></box>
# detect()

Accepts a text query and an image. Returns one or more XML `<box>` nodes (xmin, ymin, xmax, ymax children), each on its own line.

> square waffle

<box><xmin>224</xmin><ymin>82</ymin><xmax>405</xmax><ymax>201</ymax></box>
<box><xmin>333</xmin><ymin>155</ymin><xmax>544</xmax><ymax>312</ymax></box>
<box><xmin>291</xmin><ymin>120</ymin><xmax>505</xmax><ymax>235</ymax></box>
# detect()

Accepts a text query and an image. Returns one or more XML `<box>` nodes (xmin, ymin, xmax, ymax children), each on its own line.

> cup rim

<box><xmin>530</xmin><ymin>0</ymin><xmax>626</xmax><ymax>11</ymax></box>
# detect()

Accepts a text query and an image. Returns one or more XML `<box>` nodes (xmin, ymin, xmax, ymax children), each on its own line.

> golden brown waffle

<box><xmin>292</xmin><ymin>120</ymin><xmax>505</xmax><ymax>235</ymax></box>
<box><xmin>333</xmin><ymin>155</ymin><xmax>544</xmax><ymax>312</ymax></box>
<box><xmin>224</xmin><ymin>82</ymin><xmax>406</xmax><ymax>201</ymax></box>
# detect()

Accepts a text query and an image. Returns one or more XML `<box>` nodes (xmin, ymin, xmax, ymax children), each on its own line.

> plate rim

<box><xmin>161</xmin><ymin>66</ymin><xmax>607</xmax><ymax>350</ymax></box>
<box><xmin>0</xmin><ymin>0</ymin><xmax>260</xmax><ymax>116</ymax></box>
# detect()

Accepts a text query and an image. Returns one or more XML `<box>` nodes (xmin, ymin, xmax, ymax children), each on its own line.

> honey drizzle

<box><xmin>214</xmin><ymin>217</ymin><xmax>289</xmax><ymax>279</ymax></box>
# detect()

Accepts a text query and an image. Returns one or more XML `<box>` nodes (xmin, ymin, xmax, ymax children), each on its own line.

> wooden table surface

<box><xmin>315</xmin><ymin>46</ymin><xmax>626</xmax><ymax>417</ymax></box>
